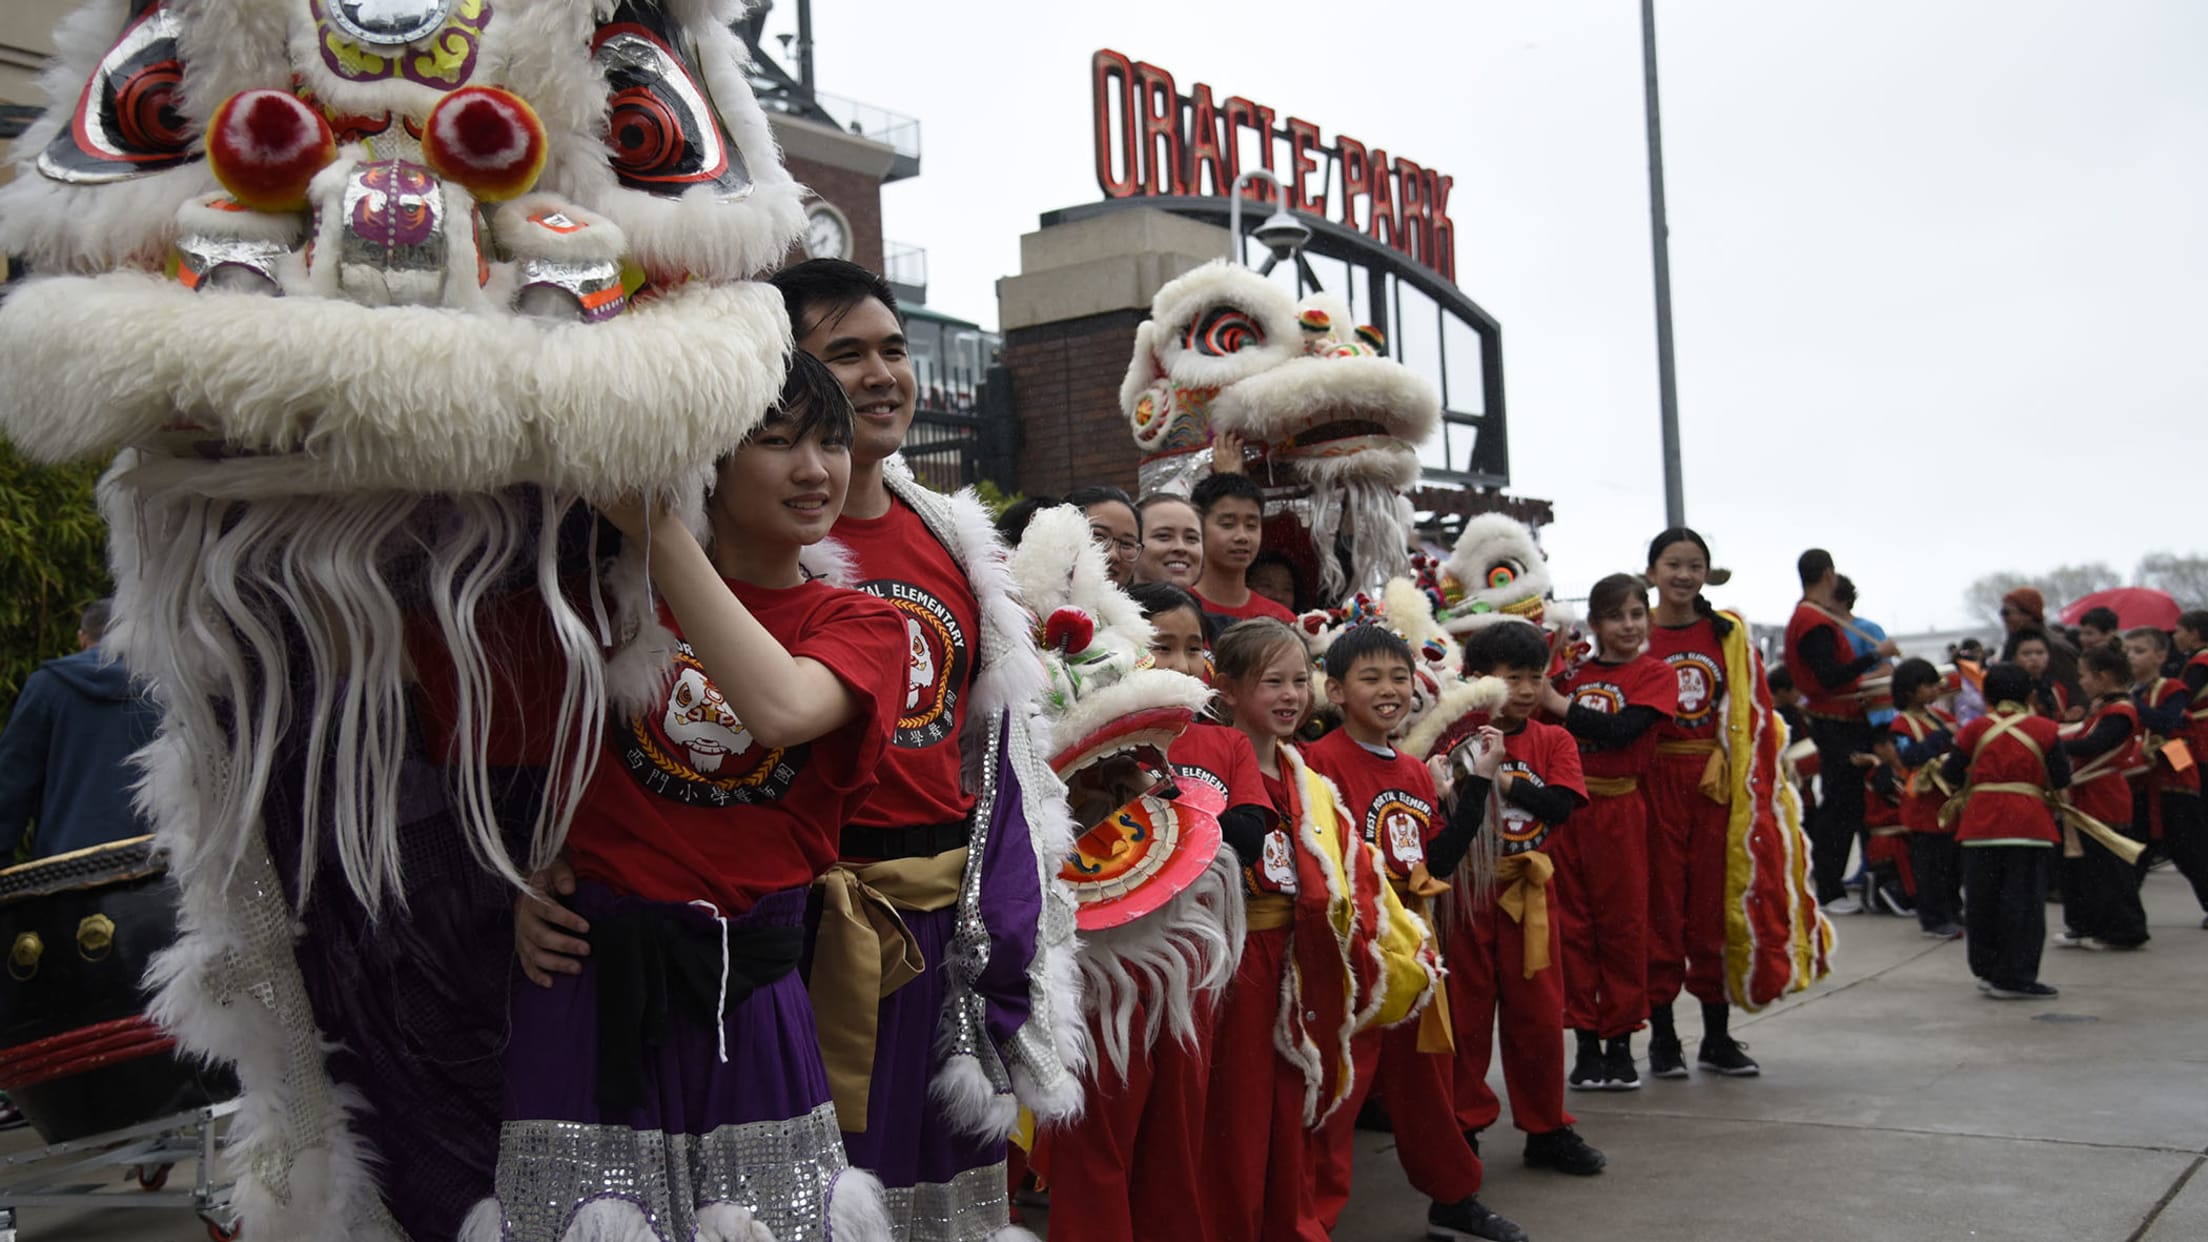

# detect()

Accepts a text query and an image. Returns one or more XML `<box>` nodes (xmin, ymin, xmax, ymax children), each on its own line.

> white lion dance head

<box><xmin>1120</xmin><ymin>260</ymin><xmax>1440</xmax><ymax>607</ymax></box>
<box><xmin>0</xmin><ymin>1</ymin><xmax>803</xmax><ymax>1235</ymax></box>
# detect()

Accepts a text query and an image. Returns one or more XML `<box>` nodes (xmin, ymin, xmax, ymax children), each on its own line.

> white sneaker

<box><xmin>2052</xmin><ymin>931</ymin><xmax>2088</xmax><ymax>949</ymax></box>
<box><xmin>1822</xmin><ymin>896</ymin><xmax>1863</xmax><ymax>915</ymax></box>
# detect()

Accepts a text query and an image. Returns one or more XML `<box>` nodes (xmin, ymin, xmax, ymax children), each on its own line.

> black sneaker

<box><xmin>1697</xmin><ymin>1036</ymin><xmax>1761</xmax><ymax>1076</ymax></box>
<box><xmin>1567</xmin><ymin>1038</ymin><xmax>1608</xmax><ymax>1092</ymax></box>
<box><xmin>1985</xmin><ymin>981</ymin><xmax>2059</xmax><ymax>999</ymax></box>
<box><xmin>1646</xmin><ymin>1035</ymin><xmax>1689</xmax><ymax>1079</ymax></box>
<box><xmin>1603</xmin><ymin>1038</ymin><xmax>1641</xmax><ymax>1090</ymax></box>
<box><xmin>1427</xmin><ymin>1195</ymin><xmax>1529</xmax><ymax>1242</ymax></box>
<box><xmin>1523</xmin><ymin>1126</ymin><xmax>1607</xmax><ymax>1175</ymax></box>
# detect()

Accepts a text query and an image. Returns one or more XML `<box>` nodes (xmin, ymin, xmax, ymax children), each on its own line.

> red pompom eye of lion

<box><xmin>205</xmin><ymin>89</ymin><xmax>336</xmax><ymax>213</ymax></box>
<box><xmin>422</xmin><ymin>86</ymin><xmax>547</xmax><ymax>202</ymax></box>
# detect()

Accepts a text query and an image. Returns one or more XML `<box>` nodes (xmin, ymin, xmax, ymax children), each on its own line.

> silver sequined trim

<box><xmin>880</xmin><ymin>1161</ymin><xmax>1012</xmax><ymax>1242</ymax></box>
<box><xmin>490</xmin><ymin>1102</ymin><xmax>849</xmax><ymax>1242</ymax></box>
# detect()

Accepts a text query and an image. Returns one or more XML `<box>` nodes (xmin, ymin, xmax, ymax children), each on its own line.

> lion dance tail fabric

<box><xmin>1716</xmin><ymin>612</ymin><xmax>1835</xmax><ymax>1009</ymax></box>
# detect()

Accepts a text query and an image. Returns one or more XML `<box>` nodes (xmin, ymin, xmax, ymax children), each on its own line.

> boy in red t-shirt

<box><xmin>1435</xmin><ymin>621</ymin><xmax>1605</xmax><ymax>1177</ymax></box>
<box><xmin>1939</xmin><ymin>662</ymin><xmax>2070</xmax><ymax>997</ymax></box>
<box><xmin>1305</xmin><ymin>625</ymin><xmax>1524</xmax><ymax>1242</ymax></box>
<box><xmin>1189</xmin><ymin>472</ymin><xmax>1295</xmax><ymax>624</ymax></box>
<box><xmin>2059</xmin><ymin>646</ymin><xmax>2148</xmax><ymax>950</ymax></box>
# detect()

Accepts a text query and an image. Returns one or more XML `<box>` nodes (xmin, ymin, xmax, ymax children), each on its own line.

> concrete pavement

<box><xmin>5</xmin><ymin>870</ymin><xmax>2203</xmax><ymax>1241</ymax></box>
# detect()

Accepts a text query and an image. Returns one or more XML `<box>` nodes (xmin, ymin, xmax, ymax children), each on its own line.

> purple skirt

<box><xmin>481</xmin><ymin>883</ymin><xmax>865</xmax><ymax>1241</ymax></box>
<box><xmin>834</xmin><ymin>903</ymin><xmax>1011</xmax><ymax>1237</ymax></box>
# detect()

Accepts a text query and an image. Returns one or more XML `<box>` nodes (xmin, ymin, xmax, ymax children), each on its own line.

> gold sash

<box><xmin>1583</xmin><ymin>775</ymin><xmax>1640</xmax><ymax>798</ymax></box>
<box><xmin>808</xmin><ymin>849</ymin><xmax>967</xmax><ymax>1132</ymax></box>
<box><xmin>1493</xmin><ymin>852</ymin><xmax>1555</xmax><ymax>979</ymax></box>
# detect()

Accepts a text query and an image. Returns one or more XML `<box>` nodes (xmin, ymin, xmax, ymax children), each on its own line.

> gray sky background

<box><xmin>770</xmin><ymin>1</ymin><xmax>2207</xmax><ymax>634</ymax></box>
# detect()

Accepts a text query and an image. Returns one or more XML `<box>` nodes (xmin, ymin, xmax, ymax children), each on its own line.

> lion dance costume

<box><xmin>0</xmin><ymin>2</ymin><xmax>1082</xmax><ymax>1238</ymax></box>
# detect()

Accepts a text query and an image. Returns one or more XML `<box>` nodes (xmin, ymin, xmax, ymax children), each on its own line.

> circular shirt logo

<box><xmin>859</xmin><ymin>579</ymin><xmax>970</xmax><ymax>749</ymax></box>
<box><xmin>1665</xmin><ymin>652</ymin><xmax>1724</xmax><ymax>728</ymax></box>
<box><xmin>618</xmin><ymin>642</ymin><xmax>805</xmax><ymax>806</ymax></box>
<box><xmin>1570</xmin><ymin>682</ymin><xmax>1626</xmax><ymax>715</ymax></box>
<box><xmin>1496</xmin><ymin>761</ymin><xmax>1548</xmax><ymax>852</ymax></box>
<box><xmin>1364</xmin><ymin>791</ymin><xmax>1434</xmax><ymax>867</ymax></box>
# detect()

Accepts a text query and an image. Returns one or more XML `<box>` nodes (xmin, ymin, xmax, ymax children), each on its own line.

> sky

<box><xmin>764</xmin><ymin>1</ymin><xmax>2208</xmax><ymax>634</ymax></box>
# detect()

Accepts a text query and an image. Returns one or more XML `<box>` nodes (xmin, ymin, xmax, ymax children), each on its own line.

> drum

<box><xmin>1858</xmin><ymin>674</ymin><xmax>1895</xmax><ymax>717</ymax></box>
<box><xmin>0</xmin><ymin>836</ymin><xmax>232</xmax><ymax>1142</ymax></box>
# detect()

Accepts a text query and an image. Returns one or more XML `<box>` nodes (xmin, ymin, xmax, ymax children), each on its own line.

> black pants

<box><xmin>1963</xmin><ymin>844</ymin><xmax>2050</xmax><ymax>989</ymax></box>
<box><xmin>1808</xmin><ymin>716</ymin><xmax>1875</xmax><ymax>902</ymax></box>
<box><xmin>1909</xmin><ymin>833</ymin><xmax>1962</xmax><ymax>931</ymax></box>
<box><xmin>2156</xmin><ymin>791</ymin><xmax>2208</xmax><ymax>912</ymax></box>
<box><xmin>2070</xmin><ymin>818</ymin><xmax>2149</xmax><ymax>946</ymax></box>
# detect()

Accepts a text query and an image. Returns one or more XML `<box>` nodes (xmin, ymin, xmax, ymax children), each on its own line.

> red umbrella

<box><xmin>2057</xmin><ymin>587</ymin><xmax>2180</xmax><ymax>631</ymax></box>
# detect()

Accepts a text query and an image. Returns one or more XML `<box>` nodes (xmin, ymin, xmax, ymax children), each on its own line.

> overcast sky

<box><xmin>769</xmin><ymin>1</ymin><xmax>2208</xmax><ymax>634</ymax></box>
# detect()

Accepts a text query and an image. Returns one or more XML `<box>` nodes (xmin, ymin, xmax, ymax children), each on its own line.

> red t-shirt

<box><xmin>1253</xmin><ymin>760</ymin><xmax>1301</xmax><ymax>896</ymax></box>
<box><xmin>1194</xmin><ymin>588</ymin><xmax>1297</xmax><ymax>625</ymax></box>
<box><xmin>1494</xmin><ymin>719</ymin><xmax>1587</xmax><ymax>857</ymax></box>
<box><xmin>1556</xmin><ymin>654</ymin><xmax>1679</xmax><ymax>780</ymax></box>
<box><xmin>411</xmin><ymin>580</ymin><xmax>907</xmax><ymax>912</ymax></box>
<box><xmin>1171</xmin><ymin>722</ymin><xmax>1290</xmax><ymax>896</ymax></box>
<box><xmin>832</xmin><ymin>497</ymin><xmax>983</xmax><ymax>835</ymax></box>
<box><xmin>1302</xmin><ymin>728</ymin><xmax>1439</xmax><ymax>883</ymax></box>
<box><xmin>2068</xmin><ymin>698</ymin><xmax>2140</xmax><ymax>826</ymax></box>
<box><xmin>1645</xmin><ymin>617</ymin><xmax>1729</xmax><ymax>743</ymax></box>
<box><xmin>1950</xmin><ymin>710</ymin><xmax>2063</xmax><ymax>844</ymax></box>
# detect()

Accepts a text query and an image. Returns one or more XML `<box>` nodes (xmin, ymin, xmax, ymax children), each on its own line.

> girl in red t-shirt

<box><xmin>1542</xmin><ymin>573</ymin><xmax>1678</xmax><ymax>1092</ymax></box>
<box><xmin>464</xmin><ymin>356</ymin><xmax>908</xmax><ymax>1240</ymax></box>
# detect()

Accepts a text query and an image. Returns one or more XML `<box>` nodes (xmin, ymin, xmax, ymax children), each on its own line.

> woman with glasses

<box><xmin>1067</xmin><ymin>485</ymin><xmax>1143</xmax><ymax>588</ymax></box>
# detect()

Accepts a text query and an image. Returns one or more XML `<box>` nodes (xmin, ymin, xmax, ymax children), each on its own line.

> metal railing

<box><xmin>807</xmin><ymin>90</ymin><xmax>921</xmax><ymax>161</ymax></box>
<box><xmin>883</xmin><ymin>242</ymin><xmax>927</xmax><ymax>293</ymax></box>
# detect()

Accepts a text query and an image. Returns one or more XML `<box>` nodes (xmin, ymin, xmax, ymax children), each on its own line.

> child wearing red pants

<box><xmin>1199</xmin><ymin>619</ymin><xmax>1438</xmax><ymax>1242</ymax></box>
<box><xmin>1305</xmin><ymin>625</ymin><xmax>1526</xmax><ymax>1242</ymax></box>
<box><xmin>1543</xmin><ymin>573</ymin><xmax>1677</xmax><ymax>1092</ymax></box>
<box><xmin>1640</xmin><ymin>528</ymin><xmax>1762</xmax><ymax>1078</ymax></box>
<box><xmin>1438</xmin><ymin>620</ymin><xmax>1605</xmax><ymax>1178</ymax></box>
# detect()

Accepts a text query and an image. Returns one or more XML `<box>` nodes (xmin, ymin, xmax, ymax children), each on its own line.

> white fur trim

<box><xmin>492</xmin><ymin>192</ymin><xmax>629</xmax><ymax>262</ymax></box>
<box><xmin>1117</xmin><ymin>319</ymin><xmax>1162</xmax><ymax>419</ymax></box>
<box><xmin>925</xmin><ymin>1052</ymin><xmax>1023</xmax><ymax>1141</ymax></box>
<box><xmin>828</xmin><ymin>1167</ymin><xmax>893</xmax><ymax>1242</ymax></box>
<box><xmin>1286</xmin><ymin>748</ymin><xmax>1361</xmax><ymax>1128</ymax></box>
<box><xmin>1401</xmin><ymin>674</ymin><xmax>1510</xmax><ymax>763</ymax></box>
<box><xmin>1211</xmin><ymin>352</ymin><xmax>1441</xmax><ymax>450</ymax></box>
<box><xmin>987</xmin><ymin>1229</ymin><xmax>1042</xmax><ymax>1242</ymax></box>
<box><xmin>1078</xmin><ymin>849</ymin><xmax>1243</xmax><ymax>1082</ymax></box>
<box><xmin>0</xmin><ymin>271</ymin><xmax>790</xmax><ymax>496</ymax></box>
<box><xmin>175</xmin><ymin>192</ymin><xmax>309</xmax><ymax>244</ymax></box>
<box><xmin>1049</xmin><ymin>670</ymin><xmax>1212</xmax><ymax>770</ymax></box>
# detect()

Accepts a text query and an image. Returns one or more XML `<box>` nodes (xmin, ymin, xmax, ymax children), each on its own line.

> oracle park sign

<box><xmin>1090</xmin><ymin>48</ymin><xmax>1458</xmax><ymax>283</ymax></box>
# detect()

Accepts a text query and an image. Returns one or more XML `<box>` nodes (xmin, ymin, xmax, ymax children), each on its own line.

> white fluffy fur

<box><xmin>1141</xmin><ymin>260</ymin><xmax>1303</xmax><ymax>390</ymax></box>
<box><xmin>1117</xmin><ymin>320</ymin><xmax>1162</xmax><ymax>421</ymax></box>
<box><xmin>1077</xmin><ymin>849</ymin><xmax>1244</xmax><ymax>1082</ymax></box>
<box><xmin>492</xmin><ymin>192</ymin><xmax>629</xmax><ymax>262</ymax></box>
<box><xmin>175</xmin><ymin>191</ymin><xmax>310</xmax><ymax>244</ymax></box>
<box><xmin>1270</xmin><ymin>747</ymin><xmax>1362</xmax><ymax>1128</ymax></box>
<box><xmin>0</xmin><ymin>271</ymin><xmax>790</xmax><ymax>496</ymax></box>
<box><xmin>1211</xmin><ymin>352</ymin><xmax>1441</xmax><ymax>449</ymax></box>
<box><xmin>1047</xmin><ymin>670</ymin><xmax>1211</xmax><ymax>770</ymax></box>
<box><xmin>827</xmin><ymin>1167</ymin><xmax>894</xmax><ymax>1242</ymax></box>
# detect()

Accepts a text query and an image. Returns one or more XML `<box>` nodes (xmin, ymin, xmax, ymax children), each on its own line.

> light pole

<box><xmin>1227</xmin><ymin>169</ymin><xmax>1310</xmax><ymax>271</ymax></box>
<box><xmin>1642</xmin><ymin>0</ymin><xmax>1686</xmax><ymax>528</ymax></box>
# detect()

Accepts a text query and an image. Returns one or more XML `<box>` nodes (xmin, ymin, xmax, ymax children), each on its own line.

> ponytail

<box><xmin>1694</xmin><ymin>593</ymin><xmax>1735</xmax><ymax>640</ymax></box>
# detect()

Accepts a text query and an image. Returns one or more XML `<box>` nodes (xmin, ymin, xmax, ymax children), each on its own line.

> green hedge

<box><xmin>0</xmin><ymin>444</ymin><xmax>111</xmax><ymax>721</ymax></box>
